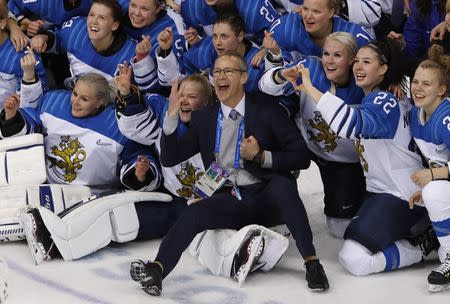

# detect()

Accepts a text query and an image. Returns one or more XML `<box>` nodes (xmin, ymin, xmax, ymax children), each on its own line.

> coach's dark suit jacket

<box><xmin>160</xmin><ymin>93</ymin><xmax>310</xmax><ymax>180</ymax></box>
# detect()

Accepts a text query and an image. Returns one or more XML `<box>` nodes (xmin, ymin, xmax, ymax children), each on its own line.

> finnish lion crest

<box><xmin>354</xmin><ymin>139</ymin><xmax>369</xmax><ymax>172</ymax></box>
<box><xmin>48</xmin><ymin>135</ymin><xmax>86</xmax><ymax>183</ymax></box>
<box><xmin>308</xmin><ymin>111</ymin><xmax>338</xmax><ymax>152</ymax></box>
<box><xmin>176</xmin><ymin>162</ymin><xmax>204</xmax><ymax>198</ymax></box>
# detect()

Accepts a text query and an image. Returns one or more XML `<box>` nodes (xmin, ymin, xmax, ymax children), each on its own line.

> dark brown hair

<box><xmin>360</xmin><ymin>39</ymin><xmax>407</xmax><ymax>91</ymax></box>
<box><xmin>92</xmin><ymin>0</ymin><xmax>123</xmax><ymax>22</ymax></box>
<box><xmin>213</xmin><ymin>12</ymin><xmax>245</xmax><ymax>36</ymax></box>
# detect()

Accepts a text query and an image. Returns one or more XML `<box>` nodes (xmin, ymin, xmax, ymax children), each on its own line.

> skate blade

<box><xmin>238</xmin><ymin>235</ymin><xmax>264</xmax><ymax>288</ymax></box>
<box><xmin>428</xmin><ymin>283</ymin><xmax>450</xmax><ymax>293</ymax></box>
<box><xmin>20</xmin><ymin>213</ymin><xmax>44</xmax><ymax>266</ymax></box>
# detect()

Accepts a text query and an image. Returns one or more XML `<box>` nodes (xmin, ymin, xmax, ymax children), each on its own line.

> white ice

<box><xmin>1</xmin><ymin>163</ymin><xmax>448</xmax><ymax>303</ymax></box>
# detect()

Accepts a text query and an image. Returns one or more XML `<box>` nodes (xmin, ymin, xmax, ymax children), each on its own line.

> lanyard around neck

<box><xmin>214</xmin><ymin>108</ymin><xmax>245</xmax><ymax>170</ymax></box>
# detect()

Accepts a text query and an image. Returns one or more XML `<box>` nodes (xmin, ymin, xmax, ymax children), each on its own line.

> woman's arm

<box><xmin>0</xmin><ymin>94</ymin><xmax>27</xmax><ymax>138</ymax></box>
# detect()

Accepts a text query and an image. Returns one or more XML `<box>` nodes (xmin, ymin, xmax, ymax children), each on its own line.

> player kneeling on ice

<box><xmin>296</xmin><ymin>39</ymin><xmax>442</xmax><ymax>277</ymax></box>
<box><xmin>408</xmin><ymin>45</ymin><xmax>450</xmax><ymax>293</ymax></box>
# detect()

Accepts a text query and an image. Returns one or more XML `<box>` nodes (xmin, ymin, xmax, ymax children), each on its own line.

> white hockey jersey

<box><xmin>317</xmin><ymin>91</ymin><xmax>424</xmax><ymax>201</ymax></box>
<box><xmin>259</xmin><ymin>56</ymin><xmax>364</xmax><ymax>163</ymax></box>
<box><xmin>116</xmin><ymin>94</ymin><xmax>205</xmax><ymax>198</ymax></box>
<box><xmin>13</xmin><ymin>91</ymin><xmax>161</xmax><ymax>193</ymax></box>
<box><xmin>409</xmin><ymin>98</ymin><xmax>450</xmax><ymax>169</ymax></box>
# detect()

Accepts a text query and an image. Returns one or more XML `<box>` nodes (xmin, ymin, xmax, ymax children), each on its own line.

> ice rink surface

<box><xmin>1</xmin><ymin>163</ymin><xmax>449</xmax><ymax>304</ymax></box>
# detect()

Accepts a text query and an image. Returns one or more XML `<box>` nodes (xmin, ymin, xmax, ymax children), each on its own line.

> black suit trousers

<box><xmin>155</xmin><ymin>174</ymin><xmax>316</xmax><ymax>277</ymax></box>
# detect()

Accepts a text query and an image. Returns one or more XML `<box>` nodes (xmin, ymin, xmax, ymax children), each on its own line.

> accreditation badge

<box><xmin>192</xmin><ymin>161</ymin><xmax>230</xmax><ymax>199</ymax></box>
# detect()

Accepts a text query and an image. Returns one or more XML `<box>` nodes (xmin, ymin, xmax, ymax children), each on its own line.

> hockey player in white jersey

<box><xmin>259</xmin><ymin>32</ymin><xmax>365</xmax><ymax>238</ymax></box>
<box><xmin>295</xmin><ymin>39</ymin><xmax>440</xmax><ymax>276</ymax></box>
<box><xmin>408</xmin><ymin>45</ymin><xmax>450</xmax><ymax>292</ymax></box>
<box><xmin>0</xmin><ymin>73</ymin><xmax>176</xmax><ymax>264</ymax></box>
<box><xmin>115</xmin><ymin>69</ymin><xmax>207</xmax><ymax>242</ymax></box>
<box><xmin>0</xmin><ymin>75</ymin><xmax>161</xmax><ymax>192</ymax></box>
<box><xmin>28</xmin><ymin>0</ymin><xmax>157</xmax><ymax>92</ymax></box>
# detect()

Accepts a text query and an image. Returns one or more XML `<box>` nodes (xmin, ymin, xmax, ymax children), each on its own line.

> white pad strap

<box><xmin>189</xmin><ymin>224</ymin><xmax>289</xmax><ymax>277</ymax></box>
<box><xmin>0</xmin><ymin>184</ymin><xmax>92</xmax><ymax>242</ymax></box>
<box><xmin>0</xmin><ymin>134</ymin><xmax>46</xmax><ymax>186</ymax></box>
<box><xmin>39</xmin><ymin>191</ymin><xmax>172</xmax><ymax>260</ymax></box>
<box><xmin>110</xmin><ymin>204</ymin><xmax>139</xmax><ymax>242</ymax></box>
<box><xmin>0</xmin><ymin>218</ymin><xmax>23</xmax><ymax>242</ymax></box>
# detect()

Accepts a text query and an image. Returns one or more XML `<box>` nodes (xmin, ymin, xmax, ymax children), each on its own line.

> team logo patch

<box><xmin>307</xmin><ymin>111</ymin><xmax>339</xmax><ymax>152</ymax></box>
<box><xmin>354</xmin><ymin>139</ymin><xmax>368</xmax><ymax>172</ymax></box>
<box><xmin>48</xmin><ymin>136</ymin><xmax>86</xmax><ymax>183</ymax></box>
<box><xmin>175</xmin><ymin>162</ymin><xmax>204</xmax><ymax>198</ymax></box>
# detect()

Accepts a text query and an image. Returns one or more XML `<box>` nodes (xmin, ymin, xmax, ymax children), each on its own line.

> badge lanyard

<box><xmin>214</xmin><ymin>108</ymin><xmax>244</xmax><ymax>199</ymax></box>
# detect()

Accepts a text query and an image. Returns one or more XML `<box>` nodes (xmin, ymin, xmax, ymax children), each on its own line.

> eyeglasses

<box><xmin>212</xmin><ymin>68</ymin><xmax>246</xmax><ymax>77</ymax></box>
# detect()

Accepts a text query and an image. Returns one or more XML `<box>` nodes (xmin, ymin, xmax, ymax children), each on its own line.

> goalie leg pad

<box><xmin>188</xmin><ymin>224</ymin><xmax>289</xmax><ymax>277</ymax></box>
<box><xmin>189</xmin><ymin>229</ymin><xmax>238</xmax><ymax>276</ymax></box>
<box><xmin>39</xmin><ymin>191</ymin><xmax>172</xmax><ymax>260</ymax></box>
<box><xmin>0</xmin><ymin>218</ymin><xmax>24</xmax><ymax>242</ymax></box>
<box><xmin>110</xmin><ymin>204</ymin><xmax>140</xmax><ymax>242</ymax></box>
<box><xmin>0</xmin><ymin>134</ymin><xmax>46</xmax><ymax>186</ymax></box>
<box><xmin>0</xmin><ymin>184</ymin><xmax>92</xmax><ymax>242</ymax></box>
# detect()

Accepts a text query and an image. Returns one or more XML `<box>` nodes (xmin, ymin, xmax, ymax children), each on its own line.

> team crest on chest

<box><xmin>48</xmin><ymin>135</ymin><xmax>86</xmax><ymax>183</ymax></box>
<box><xmin>354</xmin><ymin>139</ymin><xmax>369</xmax><ymax>172</ymax></box>
<box><xmin>308</xmin><ymin>111</ymin><xmax>339</xmax><ymax>152</ymax></box>
<box><xmin>175</xmin><ymin>162</ymin><xmax>204</xmax><ymax>198</ymax></box>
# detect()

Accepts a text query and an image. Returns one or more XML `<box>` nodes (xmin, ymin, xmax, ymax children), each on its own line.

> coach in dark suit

<box><xmin>131</xmin><ymin>53</ymin><xmax>329</xmax><ymax>295</ymax></box>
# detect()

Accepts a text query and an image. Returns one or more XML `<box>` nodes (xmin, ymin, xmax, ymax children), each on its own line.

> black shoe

<box><xmin>428</xmin><ymin>254</ymin><xmax>450</xmax><ymax>293</ymax></box>
<box><xmin>230</xmin><ymin>232</ymin><xmax>265</xmax><ymax>286</ymax></box>
<box><xmin>305</xmin><ymin>259</ymin><xmax>329</xmax><ymax>291</ymax></box>
<box><xmin>407</xmin><ymin>225</ymin><xmax>439</xmax><ymax>256</ymax></box>
<box><xmin>130</xmin><ymin>260</ymin><xmax>163</xmax><ymax>296</ymax></box>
